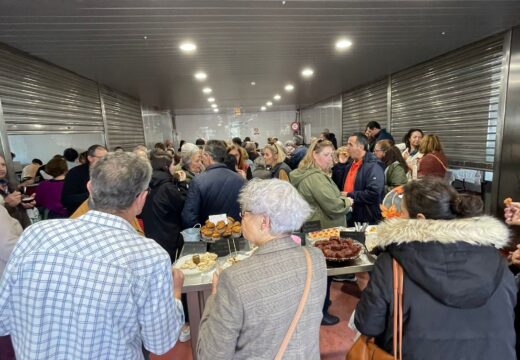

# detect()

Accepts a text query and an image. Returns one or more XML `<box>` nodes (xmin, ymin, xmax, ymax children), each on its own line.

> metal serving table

<box><xmin>178</xmin><ymin>239</ymin><xmax>249</xmax><ymax>359</ymax></box>
<box><xmin>177</xmin><ymin>232</ymin><xmax>377</xmax><ymax>359</ymax></box>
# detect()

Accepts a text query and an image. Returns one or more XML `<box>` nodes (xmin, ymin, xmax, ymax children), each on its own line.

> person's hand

<box><xmin>172</xmin><ymin>268</ymin><xmax>185</xmax><ymax>300</ymax></box>
<box><xmin>175</xmin><ymin>170</ymin><xmax>187</xmax><ymax>182</ymax></box>
<box><xmin>347</xmin><ymin>197</ymin><xmax>354</xmax><ymax>206</ymax></box>
<box><xmin>237</xmin><ymin>169</ymin><xmax>247</xmax><ymax>179</ymax></box>
<box><xmin>505</xmin><ymin>202</ymin><xmax>520</xmax><ymax>226</ymax></box>
<box><xmin>21</xmin><ymin>199</ymin><xmax>36</xmax><ymax>209</ymax></box>
<box><xmin>4</xmin><ymin>191</ymin><xmax>22</xmax><ymax>207</ymax></box>
<box><xmin>211</xmin><ymin>270</ymin><xmax>220</xmax><ymax>295</ymax></box>
<box><xmin>510</xmin><ymin>244</ymin><xmax>520</xmax><ymax>266</ymax></box>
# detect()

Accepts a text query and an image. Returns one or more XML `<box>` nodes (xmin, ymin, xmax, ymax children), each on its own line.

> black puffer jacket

<box><xmin>355</xmin><ymin>216</ymin><xmax>516</xmax><ymax>360</ymax></box>
<box><xmin>141</xmin><ymin>170</ymin><xmax>186</xmax><ymax>263</ymax></box>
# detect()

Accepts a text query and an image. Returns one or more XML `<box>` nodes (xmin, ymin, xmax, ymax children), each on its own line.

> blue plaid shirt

<box><xmin>0</xmin><ymin>210</ymin><xmax>184</xmax><ymax>359</ymax></box>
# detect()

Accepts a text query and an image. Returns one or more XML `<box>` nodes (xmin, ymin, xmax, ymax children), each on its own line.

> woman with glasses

<box><xmin>289</xmin><ymin>139</ymin><xmax>352</xmax><ymax>325</ymax></box>
<box><xmin>197</xmin><ymin>179</ymin><xmax>326</xmax><ymax>359</ymax></box>
<box><xmin>263</xmin><ymin>143</ymin><xmax>291</xmax><ymax>180</ymax></box>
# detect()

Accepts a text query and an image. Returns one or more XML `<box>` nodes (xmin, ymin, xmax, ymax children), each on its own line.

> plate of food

<box><xmin>174</xmin><ymin>252</ymin><xmax>218</xmax><ymax>276</ymax></box>
<box><xmin>219</xmin><ymin>251</ymin><xmax>251</xmax><ymax>270</ymax></box>
<box><xmin>307</xmin><ymin>227</ymin><xmax>344</xmax><ymax>241</ymax></box>
<box><xmin>312</xmin><ymin>236</ymin><xmax>363</xmax><ymax>264</ymax></box>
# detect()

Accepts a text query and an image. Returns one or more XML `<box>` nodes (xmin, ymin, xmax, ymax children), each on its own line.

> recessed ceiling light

<box><xmin>441</xmin><ymin>31</ymin><xmax>446</xmax><ymax>35</ymax></box>
<box><xmin>194</xmin><ymin>72</ymin><xmax>207</xmax><ymax>81</ymax></box>
<box><xmin>285</xmin><ymin>84</ymin><xmax>294</xmax><ymax>92</ymax></box>
<box><xmin>211</xmin><ymin>103</ymin><xmax>218</xmax><ymax>108</ymax></box>
<box><xmin>251</xmin><ymin>81</ymin><xmax>256</xmax><ymax>86</ymax></box>
<box><xmin>179</xmin><ymin>41</ymin><xmax>197</xmax><ymax>53</ymax></box>
<box><xmin>213</xmin><ymin>108</ymin><xmax>219</xmax><ymax>113</ymax></box>
<box><xmin>282</xmin><ymin>1</ymin><xmax>286</xmax><ymax>5</ymax></box>
<box><xmin>143</xmin><ymin>36</ymin><xmax>148</xmax><ymax>40</ymax></box>
<box><xmin>261</xmin><ymin>106</ymin><xmax>266</xmax><ymax>111</ymax></box>
<box><xmin>301</xmin><ymin>68</ymin><xmax>314</xmax><ymax>78</ymax></box>
<box><xmin>335</xmin><ymin>38</ymin><xmax>352</xmax><ymax>51</ymax></box>
<box><xmin>207</xmin><ymin>97</ymin><xmax>215</xmax><ymax>102</ymax></box>
<box><xmin>266</xmin><ymin>101</ymin><xmax>273</xmax><ymax>107</ymax></box>
<box><xmin>273</xmin><ymin>94</ymin><xmax>281</xmax><ymax>101</ymax></box>
<box><xmin>202</xmin><ymin>87</ymin><xmax>212</xmax><ymax>94</ymax></box>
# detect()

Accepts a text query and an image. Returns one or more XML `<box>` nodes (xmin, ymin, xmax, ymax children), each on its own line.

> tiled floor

<box><xmin>151</xmin><ymin>272</ymin><xmax>370</xmax><ymax>360</ymax></box>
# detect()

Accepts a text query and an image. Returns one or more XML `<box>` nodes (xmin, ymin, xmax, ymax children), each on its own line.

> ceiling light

<box><xmin>301</xmin><ymin>68</ymin><xmax>314</xmax><ymax>78</ymax></box>
<box><xmin>261</xmin><ymin>106</ymin><xmax>266</xmax><ymax>111</ymax></box>
<box><xmin>179</xmin><ymin>41</ymin><xmax>197</xmax><ymax>53</ymax></box>
<box><xmin>143</xmin><ymin>36</ymin><xmax>148</xmax><ymax>40</ymax></box>
<box><xmin>213</xmin><ymin>108</ymin><xmax>219</xmax><ymax>113</ymax></box>
<box><xmin>284</xmin><ymin>84</ymin><xmax>294</xmax><ymax>92</ymax></box>
<box><xmin>266</xmin><ymin>101</ymin><xmax>273</xmax><ymax>107</ymax></box>
<box><xmin>441</xmin><ymin>31</ymin><xmax>446</xmax><ymax>35</ymax></box>
<box><xmin>335</xmin><ymin>38</ymin><xmax>353</xmax><ymax>51</ymax></box>
<box><xmin>211</xmin><ymin>103</ymin><xmax>218</xmax><ymax>108</ymax></box>
<box><xmin>251</xmin><ymin>81</ymin><xmax>256</xmax><ymax>86</ymax></box>
<box><xmin>273</xmin><ymin>94</ymin><xmax>281</xmax><ymax>101</ymax></box>
<box><xmin>202</xmin><ymin>87</ymin><xmax>212</xmax><ymax>94</ymax></box>
<box><xmin>207</xmin><ymin>97</ymin><xmax>215</xmax><ymax>102</ymax></box>
<box><xmin>194</xmin><ymin>72</ymin><xmax>207</xmax><ymax>81</ymax></box>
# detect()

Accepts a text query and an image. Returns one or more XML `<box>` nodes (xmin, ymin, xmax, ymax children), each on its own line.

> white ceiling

<box><xmin>1</xmin><ymin>0</ymin><xmax>520</xmax><ymax>115</ymax></box>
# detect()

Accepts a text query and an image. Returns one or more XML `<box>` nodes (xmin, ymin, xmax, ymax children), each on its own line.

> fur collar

<box><xmin>375</xmin><ymin>216</ymin><xmax>510</xmax><ymax>249</ymax></box>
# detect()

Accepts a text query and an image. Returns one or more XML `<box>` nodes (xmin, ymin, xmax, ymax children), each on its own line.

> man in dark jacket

<box><xmin>342</xmin><ymin>133</ymin><xmax>384</xmax><ymax>225</ymax></box>
<box><xmin>365</xmin><ymin>121</ymin><xmax>394</xmax><ymax>152</ymax></box>
<box><xmin>182</xmin><ymin>140</ymin><xmax>245</xmax><ymax>227</ymax></box>
<box><xmin>286</xmin><ymin>135</ymin><xmax>307</xmax><ymax>170</ymax></box>
<box><xmin>61</xmin><ymin>144</ymin><xmax>107</xmax><ymax>214</ymax></box>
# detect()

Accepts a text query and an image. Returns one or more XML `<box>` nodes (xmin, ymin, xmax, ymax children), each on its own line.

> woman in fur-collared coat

<box><xmin>355</xmin><ymin>177</ymin><xmax>516</xmax><ymax>360</ymax></box>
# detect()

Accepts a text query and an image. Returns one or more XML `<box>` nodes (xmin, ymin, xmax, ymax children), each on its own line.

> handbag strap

<box><xmin>429</xmin><ymin>153</ymin><xmax>449</xmax><ymax>171</ymax></box>
<box><xmin>274</xmin><ymin>247</ymin><xmax>313</xmax><ymax>360</ymax></box>
<box><xmin>392</xmin><ymin>259</ymin><xmax>404</xmax><ymax>360</ymax></box>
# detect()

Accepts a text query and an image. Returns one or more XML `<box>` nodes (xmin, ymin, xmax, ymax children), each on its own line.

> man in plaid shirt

<box><xmin>0</xmin><ymin>152</ymin><xmax>185</xmax><ymax>359</ymax></box>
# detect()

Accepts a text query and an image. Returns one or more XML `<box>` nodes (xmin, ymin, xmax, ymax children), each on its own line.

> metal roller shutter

<box><xmin>342</xmin><ymin>79</ymin><xmax>387</xmax><ymax>142</ymax></box>
<box><xmin>0</xmin><ymin>46</ymin><xmax>104</xmax><ymax>134</ymax></box>
<box><xmin>391</xmin><ymin>33</ymin><xmax>504</xmax><ymax>170</ymax></box>
<box><xmin>100</xmin><ymin>86</ymin><xmax>145</xmax><ymax>151</ymax></box>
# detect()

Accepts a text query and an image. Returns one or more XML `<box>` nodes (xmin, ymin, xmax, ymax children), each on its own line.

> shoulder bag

<box><xmin>346</xmin><ymin>259</ymin><xmax>404</xmax><ymax>360</ymax></box>
<box><xmin>274</xmin><ymin>247</ymin><xmax>313</xmax><ymax>360</ymax></box>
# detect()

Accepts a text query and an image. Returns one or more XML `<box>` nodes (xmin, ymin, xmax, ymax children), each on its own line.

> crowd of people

<box><xmin>0</xmin><ymin>120</ymin><xmax>517</xmax><ymax>359</ymax></box>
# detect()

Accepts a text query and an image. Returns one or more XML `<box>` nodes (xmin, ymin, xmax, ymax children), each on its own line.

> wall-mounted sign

<box><xmin>253</xmin><ymin>127</ymin><xmax>260</xmax><ymax>135</ymax></box>
<box><xmin>291</xmin><ymin>121</ymin><xmax>300</xmax><ymax>132</ymax></box>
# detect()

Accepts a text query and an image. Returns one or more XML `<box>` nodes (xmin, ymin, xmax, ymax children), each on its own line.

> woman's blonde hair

<box><xmin>298</xmin><ymin>139</ymin><xmax>334</xmax><ymax>170</ymax></box>
<box><xmin>419</xmin><ymin>134</ymin><xmax>443</xmax><ymax>155</ymax></box>
<box><xmin>263</xmin><ymin>143</ymin><xmax>286</xmax><ymax>164</ymax></box>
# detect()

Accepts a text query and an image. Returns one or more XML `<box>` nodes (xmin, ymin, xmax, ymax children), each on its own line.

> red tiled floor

<box><xmin>152</xmin><ymin>272</ymin><xmax>370</xmax><ymax>360</ymax></box>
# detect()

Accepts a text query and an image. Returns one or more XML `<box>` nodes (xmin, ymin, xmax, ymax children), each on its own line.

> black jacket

<box><xmin>182</xmin><ymin>163</ymin><xmax>245</xmax><ymax>227</ymax></box>
<box><xmin>342</xmin><ymin>152</ymin><xmax>385</xmax><ymax>224</ymax></box>
<box><xmin>369</xmin><ymin>128</ymin><xmax>394</xmax><ymax>152</ymax></box>
<box><xmin>355</xmin><ymin>217</ymin><xmax>516</xmax><ymax>360</ymax></box>
<box><xmin>141</xmin><ymin>170</ymin><xmax>186</xmax><ymax>263</ymax></box>
<box><xmin>331</xmin><ymin>160</ymin><xmax>352</xmax><ymax>190</ymax></box>
<box><xmin>61</xmin><ymin>163</ymin><xmax>90</xmax><ymax>214</ymax></box>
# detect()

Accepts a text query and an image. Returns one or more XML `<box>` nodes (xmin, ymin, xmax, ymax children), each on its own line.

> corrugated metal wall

<box><xmin>0</xmin><ymin>46</ymin><xmax>104</xmax><ymax>134</ymax></box>
<box><xmin>391</xmin><ymin>33</ymin><xmax>504</xmax><ymax>170</ymax></box>
<box><xmin>341</xmin><ymin>79</ymin><xmax>387</xmax><ymax>142</ymax></box>
<box><xmin>300</xmin><ymin>95</ymin><xmax>342</xmax><ymax>145</ymax></box>
<box><xmin>100</xmin><ymin>86</ymin><xmax>145</xmax><ymax>150</ymax></box>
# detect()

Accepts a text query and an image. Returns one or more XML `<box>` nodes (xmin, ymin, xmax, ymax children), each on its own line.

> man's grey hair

<box><xmin>238</xmin><ymin>179</ymin><xmax>311</xmax><ymax>234</ymax></box>
<box><xmin>180</xmin><ymin>142</ymin><xmax>201</xmax><ymax>167</ymax></box>
<box><xmin>204</xmin><ymin>140</ymin><xmax>227</xmax><ymax>163</ymax></box>
<box><xmin>293</xmin><ymin>135</ymin><xmax>304</xmax><ymax>146</ymax></box>
<box><xmin>90</xmin><ymin>152</ymin><xmax>152</xmax><ymax>212</ymax></box>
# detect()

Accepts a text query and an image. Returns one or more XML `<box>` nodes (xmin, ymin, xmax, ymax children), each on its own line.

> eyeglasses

<box><xmin>374</xmin><ymin>149</ymin><xmax>384</xmax><ymax>153</ymax></box>
<box><xmin>240</xmin><ymin>210</ymin><xmax>251</xmax><ymax>218</ymax></box>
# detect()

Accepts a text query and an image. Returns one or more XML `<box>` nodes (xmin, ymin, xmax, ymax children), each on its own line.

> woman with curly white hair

<box><xmin>197</xmin><ymin>179</ymin><xmax>327</xmax><ymax>360</ymax></box>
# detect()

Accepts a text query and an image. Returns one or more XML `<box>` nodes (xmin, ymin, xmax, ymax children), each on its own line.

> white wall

<box><xmin>175</xmin><ymin>110</ymin><xmax>297</xmax><ymax>146</ymax></box>
<box><xmin>8</xmin><ymin>133</ymin><xmax>105</xmax><ymax>165</ymax></box>
<box><xmin>142</xmin><ymin>107</ymin><xmax>174</xmax><ymax>149</ymax></box>
<box><xmin>300</xmin><ymin>95</ymin><xmax>343</xmax><ymax>145</ymax></box>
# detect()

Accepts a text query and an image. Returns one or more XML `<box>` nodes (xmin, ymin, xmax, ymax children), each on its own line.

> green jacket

<box><xmin>384</xmin><ymin>161</ymin><xmax>408</xmax><ymax>194</ymax></box>
<box><xmin>289</xmin><ymin>167</ymin><xmax>352</xmax><ymax>229</ymax></box>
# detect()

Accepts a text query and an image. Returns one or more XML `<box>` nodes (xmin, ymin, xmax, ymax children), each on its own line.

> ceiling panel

<box><xmin>1</xmin><ymin>0</ymin><xmax>520</xmax><ymax>114</ymax></box>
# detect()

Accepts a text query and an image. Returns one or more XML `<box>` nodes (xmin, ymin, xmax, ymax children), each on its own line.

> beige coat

<box><xmin>197</xmin><ymin>237</ymin><xmax>327</xmax><ymax>360</ymax></box>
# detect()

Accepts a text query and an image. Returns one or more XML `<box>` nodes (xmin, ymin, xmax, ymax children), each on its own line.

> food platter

<box><xmin>218</xmin><ymin>251</ymin><xmax>252</xmax><ymax>270</ymax></box>
<box><xmin>311</xmin><ymin>237</ymin><xmax>363</xmax><ymax>265</ymax></box>
<box><xmin>174</xmin><ymin>252</ymin><xmax>218</xmax><ymax>276</ymax></box>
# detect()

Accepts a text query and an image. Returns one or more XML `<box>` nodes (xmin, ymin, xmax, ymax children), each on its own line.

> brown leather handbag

<box><xmin>346</xmin><ymin>259</ymin><xmax>404</xmax><ymax>360</ymax></box>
